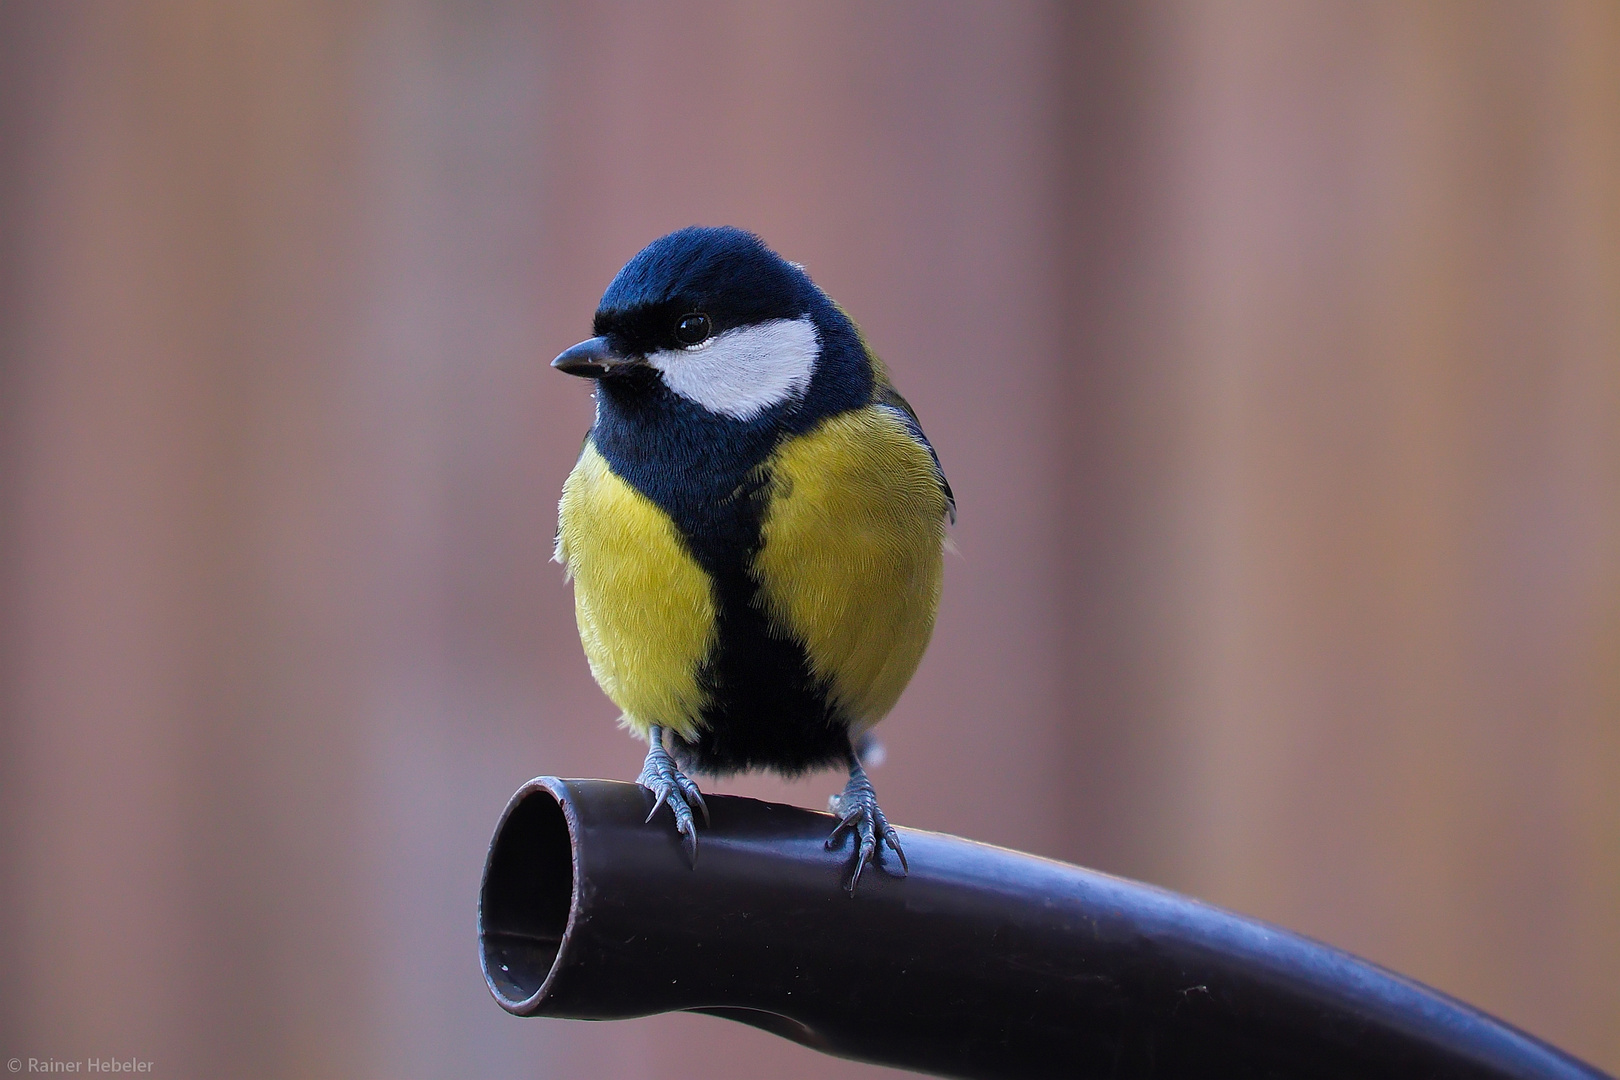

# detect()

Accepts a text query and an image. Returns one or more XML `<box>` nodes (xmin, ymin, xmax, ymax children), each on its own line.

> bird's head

<box><xmin>553</xmin><ymin>227</ymin><xmax>869</xmax><ymax>423</ymax></box>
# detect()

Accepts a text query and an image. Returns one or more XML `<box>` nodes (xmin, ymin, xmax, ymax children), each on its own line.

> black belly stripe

<box><xmin>590</xmin><ymin>371</ymin><xmax>854</xmax><ymax>775</ymax></box>
<box><xmin>687</xmin><ymin>555</ymin><xmax>854</xmax><ymax>776</ymax></box>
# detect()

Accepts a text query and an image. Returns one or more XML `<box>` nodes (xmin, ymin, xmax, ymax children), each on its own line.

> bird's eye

<box><xmin>674</xmin><ymin>313</ymin><xmax>711</xmax><ymax>347</ymax></box>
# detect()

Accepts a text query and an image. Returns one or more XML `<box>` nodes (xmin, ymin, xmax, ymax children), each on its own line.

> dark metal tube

<box><xmin>479</xmin><ymin>777</ymin><xmax>1609</xmax><ymax>1080</ymax></box>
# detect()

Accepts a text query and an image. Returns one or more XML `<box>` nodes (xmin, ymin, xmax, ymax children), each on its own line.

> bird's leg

<box><xmin>637</xmin><ymin>725</ymin><xmax>708</xmax><ymax>865</ymax></box>
<box><xmin>826</xmin><ymin>739</ymin><xmax>907</xmax><ymax>892</ymax></box>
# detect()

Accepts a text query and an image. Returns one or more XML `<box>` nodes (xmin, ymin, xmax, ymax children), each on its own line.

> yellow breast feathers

<box><xmin>752</xmin><ymin>405</ymin><xmax>949</xmax><ymax>732</ymax></box>
<box><xmin>555</xmin><ymin>442</ymin><xmax>715</xmax><ymax>739</ymax></box>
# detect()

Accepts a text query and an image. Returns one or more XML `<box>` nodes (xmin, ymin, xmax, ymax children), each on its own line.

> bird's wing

<box><xmin>874</xmin><ymin>386</ymin><xmax>955</xmax><ymax>524</ymax></box>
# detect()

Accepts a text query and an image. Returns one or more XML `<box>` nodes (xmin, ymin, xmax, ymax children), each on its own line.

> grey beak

<box><xmin>552</xmin><ymin>337</ymin><xmax>632</xmax><ymax>379</ymax></box>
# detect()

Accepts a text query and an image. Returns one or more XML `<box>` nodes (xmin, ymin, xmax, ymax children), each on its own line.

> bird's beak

<box><xmin>552</xmin><ymin>337</ymin><xmax>636</xmax><ymax>379</ymax></box>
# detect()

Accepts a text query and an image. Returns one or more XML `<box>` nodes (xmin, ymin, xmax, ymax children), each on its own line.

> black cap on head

<box><xmin>592</xmin><ymin>227</ymin><xmax>814</xmax><ymax>358</ymax></box>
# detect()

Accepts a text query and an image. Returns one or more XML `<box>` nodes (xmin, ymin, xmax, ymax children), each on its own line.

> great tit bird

<box><xmin>551</xmin><ymin>226</ymin><xmax>953</xmax><ymax>889</ymax></box>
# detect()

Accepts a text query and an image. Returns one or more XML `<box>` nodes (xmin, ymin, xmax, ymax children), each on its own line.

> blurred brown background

<box><xmin>2</xmin><ymin>2</ymin><xmax>1616</xmax><ymax>1077</ymax></box>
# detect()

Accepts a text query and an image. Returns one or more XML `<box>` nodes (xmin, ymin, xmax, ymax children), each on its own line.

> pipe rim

<box><xmin>478</xmin><ymin>776</ymin><xmax>581</xmax><ymax>1014</ymax></box>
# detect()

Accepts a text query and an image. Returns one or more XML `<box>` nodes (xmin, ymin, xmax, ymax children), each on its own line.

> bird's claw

<box><xmin>826</xmin><ymin>772</ymin><xmax>906</xmax><ymax>892</ymax></box>
<box><xmin>639</xmin><ymin>738</ymin><xmax>705</xmax><ymax>865</ymax></box>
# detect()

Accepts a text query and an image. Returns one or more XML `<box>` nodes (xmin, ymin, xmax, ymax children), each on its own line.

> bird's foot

<box><xmin>826</xmin><ymin>763</ymin><xmax>907</xmax><ymax>892</ymax></box>
<box><xmin>638</xmin><ymin>733</ymin><xmax>708</xmax><ymax>865</ymax></box>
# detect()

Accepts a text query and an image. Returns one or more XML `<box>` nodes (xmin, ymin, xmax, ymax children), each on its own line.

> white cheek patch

<box><xmin>646</xmin><ymin>316</ymin><xmax>819</xmax><ymax>420</ymax></box>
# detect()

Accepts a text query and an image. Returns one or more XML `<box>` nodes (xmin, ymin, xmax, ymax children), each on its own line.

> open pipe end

<box><xmin>479</xmin><ymin>779</ymin><xmax>576</xmax><ymax>1013</ymax></box>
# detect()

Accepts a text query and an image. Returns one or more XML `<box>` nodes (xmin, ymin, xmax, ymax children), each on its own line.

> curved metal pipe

<box><xmin>479</xmin><ymin>777</ymin><xmax>1608</xmax><ymax>1080</ymax></box>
